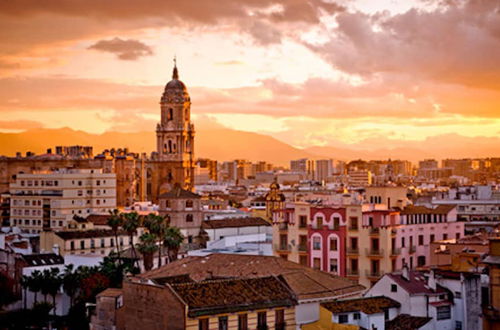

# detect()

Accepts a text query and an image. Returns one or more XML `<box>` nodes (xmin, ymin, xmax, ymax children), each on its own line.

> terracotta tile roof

<box><xmin>321</xmin><ymin>296</ymin><xmax>400</xmax><ymax>315</ymax></box>
<box><xmin>85</xmin><ymin>214</ymin><xmax>111</xmax><ymax>226</ymax></box>
<box><xmin>386</xmin><ymin>271</ymin><xmax>448</xmax><ymax>295</ymax></box>
<box><xmin>97</xmin><ymin>288</ymin><xmax>123</xmax><ymax>298</ymax></box>
<box><xmin>158</xmin><ymin>185</ymin><xmax>200</xmax><ymax>199</ymax></box>
<box><xmin>154</xmin><ymin>274</ymin><xmax>195</xmax><ymax>285</ymax></box>
<box><xmin>400</xmin><ymin>205</ymin><xmax>455</xmax><ymax>215</ymax></box>
<box><xmin>142</xmin><ymin>254</ymin><xmax>365</xmax><ymax>300</ymax></box>
<box><xmin>21</xmin><ymin>253</ymin><xmax>64</xmax><ymax>267</ymax></box>
<box><xmin>201</xmin><ymin>217</ymin><xmax>270</xmax><ymax>229</ymax></box>
<box><xmin>55</xmin><ymin>229</ymin><xmax>127</xmax><ymax>240</ymax></box>
<box><xmin>385</xmin><ymin>314</ymin><xmax>431</xmax><ymax>330</ymax></box>
<box><xmin>168</xmin><ymin>276</ymin><xmax>296</xmax><ymax>317</ymax></box>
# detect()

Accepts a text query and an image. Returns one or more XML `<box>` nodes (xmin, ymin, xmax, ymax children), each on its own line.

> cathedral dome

<box><xmin>161</xmin><ymin>62</ymin><xmax>190</xmax><ymax>102</ymax></box>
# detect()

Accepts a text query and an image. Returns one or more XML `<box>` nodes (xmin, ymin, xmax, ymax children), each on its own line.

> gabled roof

<box><xmin>201</xmin><ymin>217</ymin><xmax>270</xmax><ymax>229</ymax></box>
<box><xmin>385</xmin><ymin>314</ymin><xmax>432</xmax><ymax>330</ymax></box>
<box><xmin>321</xmin><ymin>296</ymin><xmax>400</xmax><ymax>315</ymax></box>
<box><xmin>400</xmin><ymin>204</ymin><xmax>455</xmax><ymax>215</ymax></box>
<box><xmin>386</xmin><ymin>271</ymin><xmax>448</xmax><ymax>295</ymax></box>
<box><xmin>85</xmin><ymin>214</ymin><xmax>111</xmax><ymax>226</ymax></box>
<box><xmin>158</xmin><ymin>185</ymin><xmax>200</xmax><ymax>199</ymax></box>
<box><xmin>21</xmin><ymin>253</ymin><xmax>64</xmax><ymax>267</ymax></box>
<box><xmin>142</xmin><ymin>254</ymin><xmax>365</xmax><ymax>300</ymax></box>
<box><xmin>168</xmin><ymin>276</ymin><xmax>296</xmax><ymax>317</ymax></box>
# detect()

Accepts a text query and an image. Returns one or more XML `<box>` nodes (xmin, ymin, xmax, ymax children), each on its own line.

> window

<box><xmin>350</xmin><ymin>216</ymin><xmax>358</xmax><ymax>230</ymax></box>
<box><xmin>455</xmin><ymin>232</ymin><xmax>460</xmax><ymax>239</ymax></box>
<box><xmin>257</xmin><ymin>312</ymin><xmax>267</xmax><ymax>329</ymax></box>
<box><xmin>275</xmin><ymin>309</ymin><xmax>285</xmax><ymax>330</ymax></box>
<box><xmin>101</xmin><ymin>239</ymin><xmax>105</xmax><ymax>248</ymax></box>
<box><xmin>218</xmin><ymin>316</ymin><xmax>228</xmax><ymax>330</ymax></box>
<box><xmin>70</xmin><ymin>241</ymin><xmax>75</xmax><ymax>250</ymax></box>
<box><xmin>313</xmin><ymin>258</ymin><xmax>321</xmax><ymax>270</ymax></box>
<box><xmin>430</xmin><ymin>234</ymin><xmax>435</xmax><ymax>243</ymax></box>
<box><xmin>80</xmin><ymin>240</ymin><xmax>85</xmax><ymax>249</ymax></box>
<box><xmin>353</xmin><ymin>313</ymin><xmax>360</xmax><ymax>320</ymax></box>
<box><xmin>90</xmin><ymin>239</ymin><xmax>95</xmax><ymax>249</ymax></box>
<box><xmin>110</xmin><ymin>238</ymin><xmax>114</xmax><ymax>247</ymax></box>
<box><xmin>186</xmin><ymin>200</ymin><xmax>193</xmax><ymax>208</ymax></box>
<box><xmin>238</xmin><ymin>314</ymin><xmax>248</xmax><ymax>330</ymax></box>
<box><xmin>401</xmin><ymin>237</ymin><xmax>405</xmax><ymax>248</ymax></box>
<box><xmin>58</xmin><ymin>221</ymin><xmax>63</xmax><ymax>227</ymax></box>
<box><xmin>297</xmin><ymin>215</ymin><xmax>307</xmax><ymax>228</ymax></box>
<box><xmin>350</xmin><ymin>237</ymin><xmax>358</xmax><ymax>251</ymax></box>
<box><xmin>186</xmin><ymin>214</ymin><xmax>193</xmax><ymax>222</ymax></box>
<box><xmin>330</xmin><ymin>237</ymin><xmax>338</xmax><ymax>251</ymax></box>
<box><xmin>333</xmin><ymin>217</ymin><xmax>340</xmax><ymax>230</ymax></box>
<box><xmin>455</xmin><ymin>321</ymin><xmax>462</xmax><ymax>330</ymax></box>
<box><xmin>437</xmin><ymin>305</ymin><xmax>451</xmax><ymax>320</ymax></box>
<box><xmin>338</xmin><ymin>314</ymin><xmax>348</xmax><ymax>324</ymax></box>
<box><xmin>198</xmin><ymin>318</ymin><xmax>209</xmax><ymax>330</ymax></box>
<box><xmin>330</xmin><ymin>259</ymin><xmax>338</xmax><ymax>273</ymax></box>
<box><xmin>418</xmin><ymin>235</ymin><xmax>424</xmax><ymax>246</ymax></box>
<box><xmin>313</xmin><ymin>237</ymin><xmax>321</xmax><ymax>250</ymax></box>
<box><xmin>443</xmin><ymin>234</ymin><xmax>448</xmax><ymax>240</ymax></box>
<box><xmin>417</xmin><ymin>255</ymin><xmax>426</xmax><ymax>267</ymax></box>
<box><xmin>391</xmin><ymin>284</ymin><xmax>398</xmax><ymax>292</ymax></box>
<box><xmin>316</xmin><ymin>216</ymin><xmax>323</xmax><ymax>229</ymax></box>
<box><xmin>455</xmin><ymin>291</ymin><xmax>462</xmax><ymax>299</ymax></box>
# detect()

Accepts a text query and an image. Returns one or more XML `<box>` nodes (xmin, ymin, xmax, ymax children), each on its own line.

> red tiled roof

<box><xmin>322</xmin><ymin>296</ymin><xmax>400</xmax><ymax>314</ymax></box>
<box><xmin>158</xmin><ymin>185</ymin><xmax>200</xmax><ymax>199</ymax></box>
<box><xmin>387</xmin><ymin>271</ymin><xmax>448</xmax><ymax>295</ymax></box>
<box><xmin>386</xmin><ymin>314</ymin><xmax>431</xmax><ymax>330</ymax></box>
<box><xmin>201</xmin><ymin>217</ymin><xmax>270</xmax><ymax>229</ymax></box>
<box><xmin>168</xmin><ymin>276</ymin><xmax>296</xmax><ymax>317</ymax></box>
<box><xmin>400</xmin><ymin>205</ymin><xmax>455</xmax><ymax>215</ymax></box>
<box><xmin>142</xmin><ymin>254</ymin><xmax>365</xmax><ymax>300</ymax></box>
<box><xmin>97</xmin><ymin>288</ymin><xmax>123</xmax><ymax>298</ymax></box>
<box><xmin>86</xmin><ymin>214</ymin><xmax>111</xmax><ymax>226</ymax></box>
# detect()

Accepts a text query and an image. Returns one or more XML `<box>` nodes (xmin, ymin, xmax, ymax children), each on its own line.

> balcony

<box><xmin>297</xmin><ymin>244</ymin><xmax>307</xmax><ymax>252</ymax></box>
<box><xmin>365</xmin><ymin>269</ymin><xmax>384</xmax><ymax>278</ymax></box>
<box><xmin>365</xmin><ymin>248</ymin><xmax>384</xmax><ymax>257</ymax></box>
<box><xmin>391</xmin><ymin>248</ymin><xmax>401</xmax><ymax>256</ymax></box>
<box><xmin>409</xmin><ymin>245</ymin><xmax>417</xmax><ymax>254</ymax></box>
<box><xmin>349</xmin><ymin>226</ymin><xmax>359</xmax><ymax>232</ymax></box>
<box><xmin>369</xmin><ymin>227</ymin><xmax>380</xmax><ymax>235</ymax></box>
<box><xmin>278</xmin><ymin>222</ymin><xmax>288</xmax><ymax>231</ymax></box>
<box><xmin>391</xmin><ymin>228</ymin><xmax>397</xmax><ymax>236</ymax></box>
<box><xmin>275</xmin><ymin>243</ymin><xmax>291</xmax><ymax>252</ymax></box>
<box><xmin>347</xmin><ymin>247</ymin><xmax>359</xmax><ymax>255</ymax></box>
<box><xmin>346</xmin><ymin>269</ymin><xmax>359</xmax><ymax>276</ymax></box>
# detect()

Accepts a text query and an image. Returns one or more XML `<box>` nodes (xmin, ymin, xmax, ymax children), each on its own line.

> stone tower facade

<box><xmin>146</xmin><ymin>62</ymin><xmax>195</xmax><ymax>202</ymax></box>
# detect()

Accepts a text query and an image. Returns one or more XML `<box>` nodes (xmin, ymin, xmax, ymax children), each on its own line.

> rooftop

<box><xmin>386</xmin><ymin>270</ymin><xmax>448</xmax><ymax>295</ymax></box>
<box><xmin>168</xmin><ymin>276</ymin><xmax>296</xmax><ymax>317</ymax></box>
<box><xmin>159</xmin><ymin>185</ymin><xmax>200</xmax><ymax>199</ymax></box>
<box><xmin>321</xmin><ymin>296</ymin><xmax>400</xmax><ymax>315</ymax></box>
<box><xmin>400</xmin><ymin>204</ymin><xmax>455</xmax><ymax>215</ymax></box>
<box><xmin>55</xmin><ymin>229</ymin><xmax>127</xmax><ymax>240</ymax></box>
<box><xmin>201</xmin><ymin>217</ymin><xmax>270</xmax><ymax>230</ymax></box>
<box><xmin>21</xmin><ymin>253</ymin><xmax>64</xmax><ymax>267</ymax></box>
<box><xmin>385</xmin><ymin>314</ymin><xmax>432</xmax><ymax>330</ymax></box>
<box><xmin>142</xmin><ymin>254</ymin><xmax>365</xmax><ymax>300</ymax></box>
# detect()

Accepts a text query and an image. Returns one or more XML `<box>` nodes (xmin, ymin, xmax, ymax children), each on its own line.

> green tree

<box><xmin>107</xmin><ymin>209</ymin><xmax>123</xmax><ymax>261</ymax></box>
<box><xmin>122</xmin><ymin>212</ymin><xmax>140</xmax><ymax>268</ymax></box>
<box><xmin>28</xmin><ymin>270</ymin><xmax>43</xmax><ymax>304</ymax></box>
<box><xmin>144</xmin><ymin>213</ymin><xmax>167</xmax><ymax>268</ymax></box>
<box><xmin>137</xmin><ymin>233</ymin><xmax>158</xmax><ymax>271</ymax></box>
<box><xmin>163</xmin><ymin>226</ymin><xmax>184</xmax><ymax>263</ymax></box>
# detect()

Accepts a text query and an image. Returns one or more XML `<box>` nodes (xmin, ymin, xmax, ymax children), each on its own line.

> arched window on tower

<box><xmin>168</xmin><ymin>140</ymin><xmax>172</xmax><ymax>153</ymax></box>
<box><xmin>185</xmin><ymin>108</ymin><xmax>188</xmax><ymax>120</ymax></box>
<box><xmin>163</xmin><ymin>144</ymin><xmax>167</xmax><ymax>154</ymax></box>
<box><xmin>168</xmin><ymin>108</ymin><xmax>173</xmax><ymax>120</ymax></box>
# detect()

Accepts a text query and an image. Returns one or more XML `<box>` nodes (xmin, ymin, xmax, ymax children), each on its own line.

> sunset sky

<box><xmin>1</xmin><ymin>0</ymin><xmax>499</xmax><ymax>152</ymax></box>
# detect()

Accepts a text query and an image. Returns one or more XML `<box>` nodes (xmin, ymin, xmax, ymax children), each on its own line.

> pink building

<box><xmin>396</xmin><ymin>205</ymin><xmax>463</xmax><ymax>269</ymax></box>
<box><xmin>309</xmin><ymin>207</ymin><xmax>347</xmax><ymax>276</ymax></box>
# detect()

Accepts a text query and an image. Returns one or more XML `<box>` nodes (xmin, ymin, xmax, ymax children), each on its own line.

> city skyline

<box><xmin>1</xmin><ymin>0</ymin><xmax>500</xmax><ymax>154</ymax></box>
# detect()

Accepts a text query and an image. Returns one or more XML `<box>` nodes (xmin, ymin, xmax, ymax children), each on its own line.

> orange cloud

<box><xmin>88</xmin><ymin>37</ymin><xmax>153</xmax><ymax>60</ymax></box>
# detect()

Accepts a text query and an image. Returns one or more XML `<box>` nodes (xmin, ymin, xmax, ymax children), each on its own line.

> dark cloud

<box><xmin>88</xmin><ymin>37</ymin><xmax>153</xmax><ymax>60</ymax></box>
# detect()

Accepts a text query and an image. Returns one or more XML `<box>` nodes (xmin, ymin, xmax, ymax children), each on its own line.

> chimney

<box><xmin>52</xmin><ymin>244</ymin><xmax>60</xmax><ymax>256</ymax></box>
<box><xmin>428</xmin><ymin>269</ymin><xmax>436</xmax><ymax>291</ymax></box>
<box><xmin>402</xmin><ymin>263</ymin><xmax>410</xmax><ymax>281</ymax></box>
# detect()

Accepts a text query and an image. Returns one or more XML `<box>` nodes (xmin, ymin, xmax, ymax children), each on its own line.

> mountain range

<box><xmin>0</xmin><ymin>127</ymin><xmax>498</xmax><ymax>166</ymax></box>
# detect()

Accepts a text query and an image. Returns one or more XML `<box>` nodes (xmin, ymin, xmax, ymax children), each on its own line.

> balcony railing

<box><xmin>349</xmin><ymin>226</ymin><xmax>359</xmax><ymax>231</ymax></box>
<box><xmin>369</xmin><ymin>227</ymin><xmax>380</xmax><ymax>235</ymax></box>
<box><xmin>278</xmin><ymin>222</ymin><xmax>288</xmax><ymax>231</ymax></box>
<box><xmin>297</xmin><ymin>244</ymin><xmax>307</xmax><ymax>252</ymax></box>
<box><xmin>365</xmin><ymin>269</ymin><xmax>385</xmax><ymax>278</ymax></box>
<box><xmin>346</xmin><ymin>269</ymin><xmax>359</xmax><ymax>276</ymax></box>
<box><xmin>365</xmin><ymin>248</ymin><xmax>384</xmax><ymax>256</ymax></box>
<box><xmin>409</xmin><ymin>245</ymin><xmax>417</xmax><ymax>254</ymax></box>
<box><xmin>347</xmin><ymin>247</ymin><xmax>359</xmax><ymax>254</ymax></box>
<box><xmin>275</xmin><ymin>243</ymin><xmax>291</xmax><ymax>252</ymax></box>
<box><xmin>391</xmin><ymin>248</ymin><xmax>401</xmax><ymax>256</ymax></box>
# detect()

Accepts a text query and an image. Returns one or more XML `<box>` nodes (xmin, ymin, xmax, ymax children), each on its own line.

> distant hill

<box><xmin>0</xmin><ymin>128</ymin><xmax>498</xmax><ymax>166</ymax></box>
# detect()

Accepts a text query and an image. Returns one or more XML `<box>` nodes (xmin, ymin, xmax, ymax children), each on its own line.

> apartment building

<box><xmin>9</xmin><ymin>169</ymin><xmax>116</xmax><ymax>233</ymax></box>
<box><xmin>348</xmin><ymin>170</ymin><xmax>372</xmax><ymax>187</ymax></box>
<box><xmin>397</xmin><ymin>205</ymin><xmax>463</xmax><ymax>269</ymax></box>
<box><xmin>272</xmin><ymin>202</ymin><xmax>310</xmax><ymax>266</ymax></box>
<box><xmin>309</xmin><ymin>206</ymin><xmax>347</xmax><ymax>276</ymax></box>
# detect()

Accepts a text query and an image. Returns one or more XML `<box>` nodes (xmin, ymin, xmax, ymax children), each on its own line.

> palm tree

<box><xmin>136</xmin><ymin>233</ymin><xmax>158</xmax><ymax>271</ymax></box>
<box><xmin>108</xmin><ymin>209</ymin><xmax>123</xmax><ymax>261</ymax></box>
<box><xmin>20</xmin><ymin>275</ymin><xmax>29</xmax><ymax>309</ymax></box>
<box><xmin>62</xmin><ymin>264</ymin><xmax>80</xmax><ymax>309</ymax></box>
<box><xmin>163</xmin><ymin>226</ymin><xmax>184</xmax><ymax>263</ymax></box>
<box><xmin>144</xmin><ymin>213</ymin><xmax>167</xmax><ymax>268</ymax></box>
<box><xmin>28</xmin><ymin>270</ymin><xmax>43</xmax><ymax>305</ymax></box>
<box><xmin>122</xmin><ymin>212</ymin><xmax>140</xmax><ymax>268</ymax></box>
<box><xmin>45</xmin><ymin>268</ymin><xmax>62</xmax><ymax>315</ymax></box>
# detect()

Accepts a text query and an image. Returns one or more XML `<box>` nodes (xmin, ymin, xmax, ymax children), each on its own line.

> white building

<box><xmin>366</xmin><ymin>267</ymin><xmax>482</xmax><ymax>330</ymax></box>
<box><xmin>9</xmin><ymin>169</ymin><xmax>116</xmax><ymax>233</ymax></box>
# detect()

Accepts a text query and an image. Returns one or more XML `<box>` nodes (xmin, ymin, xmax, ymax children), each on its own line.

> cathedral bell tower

<box><xmin>153</xmin><ymin>59</ymin><xmax>195</xmax><ymax>196</ymax></box>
